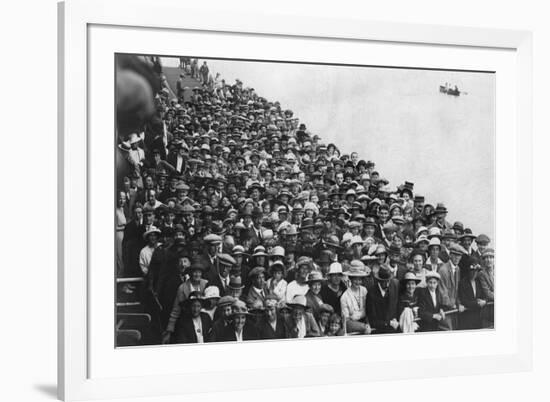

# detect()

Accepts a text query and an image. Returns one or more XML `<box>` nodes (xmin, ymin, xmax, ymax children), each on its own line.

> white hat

<box><xmin>350</xmin><ymin>235</ymin><xmax>364</xmax><ymax>246</ymax></box>
<box><xmin>203</xmin><ymin>286</ymin><xmax>221</xmax><ymax>299</ymax></box>
<box><xmin>327</xmin><ymin>262</ymin><xmax>344</xmax><ymax>275</ymax></box>
<box><xmin>341</xmin><ymin>232</ymin><xmax>353</xmax><ymax>244</ymax></box>
<box><xmin>428</xmin><ymin>237</ymin><xmax>441</xmax><ymax>248</ymax></box>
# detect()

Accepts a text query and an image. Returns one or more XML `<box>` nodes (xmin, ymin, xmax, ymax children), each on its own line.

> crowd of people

<box><xmin>115</xmin><ymin>55</ymin><xmax>495</xmax><ymax>345</ymax></box>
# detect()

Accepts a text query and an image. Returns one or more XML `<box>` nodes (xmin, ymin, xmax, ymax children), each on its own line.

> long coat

<box><xmin>438</xmin><ymin>262</ymin><xmax>461</xmax><ymax>329</ymax></box>
<box><xmin>166</xmin><ymin>279</ymin><xmax>208</xmax><ymax>333</ymax></box>
<box><xmin>366</xmin><ymin>279</ymin><xmax>399</xmax><ymax>333</ymax></box>
<box><xmin>457</xmin><ymin>277</ymin><xmax>484</xmax><ymax>330</ymax></box>
<box><xmin>174</xmin><ymin>312</ymin><xmax>212</xmax><ymax>343</ymax></box>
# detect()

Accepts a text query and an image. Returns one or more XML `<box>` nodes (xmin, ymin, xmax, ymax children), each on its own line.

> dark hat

<box><xmin>228</xmin><ymin>276</ymin><xmax>244</xmax><ymax>289</ymax></box>
<box><xmin>374</xmin><ymin>265</ymin><xmax>393</xmax><ymax>281</ymax></box>
<box><xmin>183</xmin><ymin>291</ymin><xmax>203</xmax><ymax>307</ymax></box>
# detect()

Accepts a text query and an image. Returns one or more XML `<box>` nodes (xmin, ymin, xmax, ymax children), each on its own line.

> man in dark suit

<box><xmin>417</xmin><ymin>271</ymin><xmax>446</xmax><ymax>332</ymax></box>
<box><xmin>256</xmin><ymin>296</ymin><xmax>287</xmax><ymax>339</ymax></box>
<box><xmin>198</xmin><ymin>234</ymin><xmax>222</xmax><ymax>280</ymax></box>
<box><xmin>207</xmin><ymin>253</ymin><xmax>235</xmax><ymax>295</ymax></box>
<box><xmin>166</xmin><ymin>142</ymin><xmax>187</xmax><ymax>175</ymax></box>
<box><xmin>366</xmin><ymin>265</ymin><xmax>400</xmax><ymax>333</ymax></box>
<box><xmin>173</xmin><ymin>292</ymin><xmax>213</xmax><ymax>343</ymax></box>
<box><xmin>457</xmin><ymin>264</ymin><xmax>487</xmax><ymax>330</ymax></box>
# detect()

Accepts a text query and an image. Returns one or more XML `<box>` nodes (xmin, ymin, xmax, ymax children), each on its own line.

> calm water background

<box><xmin>162</xmin><ymin>57</ymin><xmax>495</xmax><ymax>239</ymax></box>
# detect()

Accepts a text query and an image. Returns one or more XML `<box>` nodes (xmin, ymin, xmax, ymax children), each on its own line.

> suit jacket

<box><xmin>284</xmin><ymin>312</ymin><xmax>321</xmax><ymax>338</ymax></box>
<box><xmin>209</xmin><ymin>274</ymin><xmax>231</xmax><ymax>296</ymax></box>
<box><xmin>438</xmin><ymin>262</ymin><xmax>461</xmax><ymax>308</ymax></box>
<box><xmin>366</xmin><ymin>280</ymin><xmax>399</xmax><ymax>333</ymax></box>
<box><xmin>174</xmin><ymin>312</ymin><xmax>212</xmax><ymax>343</ymax></box>
<box><xmin>256</xmin><ymin>315</ymin><xmax>288</xmax><ymax>340</ymax></box>
<box><xmin>219</xmin><ymin>322</ymin><xmax>259</xmax><ymax>342</ymax></box>
<box><xmin>457</xmin><ymin>277</ymin><xmax>484</xmax><ymax>330</ymax></box>
<box><xmin>245</xmin><ymin>285</ymin><xmax>269</xmax><ymax>308</ymax></box>
<box><xmin>416</xmin><ymin>287</ymin><xmax>445</xmax><ymax>331</ymax></box>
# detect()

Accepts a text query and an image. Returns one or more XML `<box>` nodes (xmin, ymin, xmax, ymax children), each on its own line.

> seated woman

<box><xmin>397</xmin><ymin>272</ymin><xmax>421</xmax><ymax>333</ymax></box>
<box><xmin>340</xmin><ymin>265</ymin><xmax>371</xmax><ymax>335</ymax></box>
<box><xmin>173</xmin><ymin>291</ymin><xmax>213</xmax><ymax>344</ymax></box>
<box><xmin>220</xmin><ymin>300</ymin><xmax>259</xmax><ymax>342</ymax></box>
<box><xmin>409</xmin><ymin>249</ymin><xmax>429</xmax><ymax>288</ymax></box>
<box><xmin>416</xmin><ymin>271</ymin><xmax>446</xmax><ymax>332</ymax></box>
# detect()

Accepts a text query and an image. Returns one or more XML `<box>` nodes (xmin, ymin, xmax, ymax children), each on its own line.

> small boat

<box><xmin>439</xmin><ymin>85</ymin><xmax>461</xmax><ymax>96</ymax></box>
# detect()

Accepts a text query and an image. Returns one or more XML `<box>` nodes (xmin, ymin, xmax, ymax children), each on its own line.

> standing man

<box><xmin>199</xmin><ymin>61</ymin><xmax>209</xmax><ymax>85</ymax></box>
<box><xmin>438</xmin><ymin>244</ymin><xmax>467</xmax><ymax>330</ymax></box>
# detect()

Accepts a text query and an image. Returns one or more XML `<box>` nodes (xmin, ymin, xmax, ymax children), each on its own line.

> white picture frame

<box><xmin>58</xmin><ymin>0</ymin><xmax>533</xmax><ymax>400</ymax></box>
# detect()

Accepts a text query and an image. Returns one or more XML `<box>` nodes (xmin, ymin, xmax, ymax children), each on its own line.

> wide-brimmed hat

<box><xmin>231</xmin><ymin>300</ymin><xmax>251</xmax><ymax>316</ymax></box>
<box><xmin>183</xmin><ymin>291</ymin><xmax>203</xmax><ymax>307</ymax></box>
<box><xmin>306</xmin><ymin>271</ymin><xmax>325</xmax><ymax>284</ymax></box>
<box><xmin>427</xmin><ymin>227</ymin><xmax>442</xmax><ymax>240</ymax></box>
<box><xmin>414</xmin><ymin>235</ymin><xmax>430</xmax><ymax>245</ymax></box>
<box><xmin>402</xmin><ymin>272</ymin><xmax>421</xmax><ymax>283</ymax></box>
<box><xmin>296</xmin><ymin>256</ymin><xmax>312</xmax><ymax>268</ymax></box>
<box><xmin>252</xmin><ymin>245</ymin><xmax>268</xmax><ymax>257</ymax></box>
<box><xmin>218</xmin><ymin>295</ymin><xmax>236</xmax><ymax>307</ymax></box>
<box><xmin>142</xmin><ymin>226</ymin><xmax>161</xmax><ymax>240</ymax></box>
<box><xmin>186</xmin><ymin>261</ymin><xmax>207</xmax><ymax>274</ymax></box>
<box><xmin>459</xmin><ymin>229</ymin><xmax>476</xmax><ymax>241</ymax></box>
<box><xmin>374</xmin><ymin>265</ymin><xmax>393</xmax><ymax>281</ymax></box>
<box><xmin>345</xmin><ymin>264</ymin><xmax>368</xmax><ymax>277</ymax></box>
<box><xmin>287</xmin><ymin>295</ymin><xmax>308</xmax><ymax>310</ymax></box>
<box><xmin>266</xmin><ymin>259</ymin><xmax>282</xmax><ymax>271</ymax></box>
<box><xmin>425</xmin><ymin>271</ymin><xmax>441</xmax><ymax>281</ymax></box>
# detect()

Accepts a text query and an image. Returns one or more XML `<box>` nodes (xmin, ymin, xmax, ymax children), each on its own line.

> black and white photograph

<box><xmin>115</xmin><ymin>54</ymin><xmax>495</xmax><ymax>347</ymax></box>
